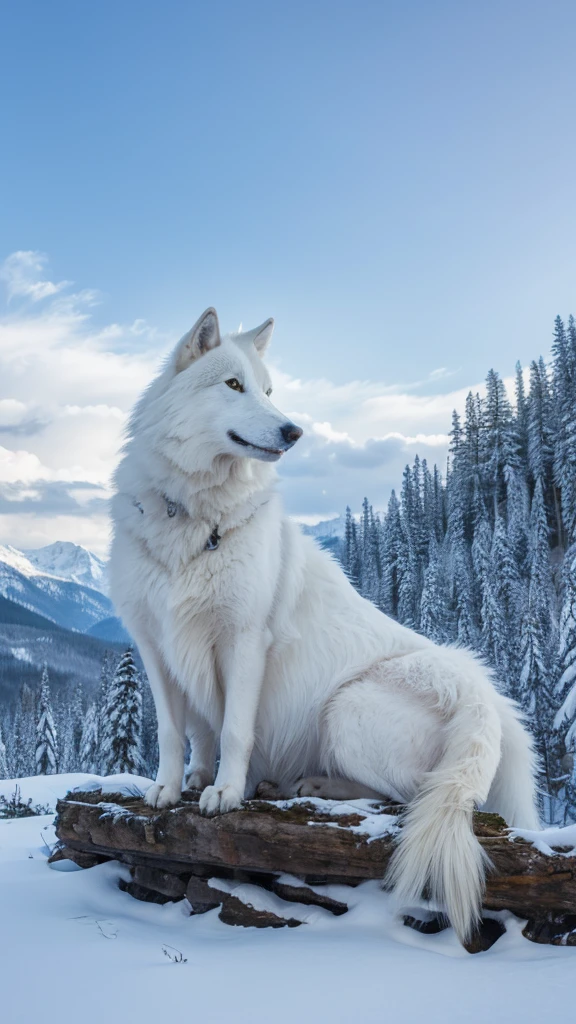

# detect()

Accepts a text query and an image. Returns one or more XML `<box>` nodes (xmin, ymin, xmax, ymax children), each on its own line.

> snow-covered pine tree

<box><xmin>343</xmin><ymin>506</ymin><xmax>361</xmax><ymax>587</ymax></box>
<box><xmin>359</xmin><ymin>498</ymin><xmax>381</xmax><ymax>603</ymax></box>
<box><xmin>59</xmin><ymin>680</ymin><xmax>84</xmax><ymax>772</ymax></box>
<box><xmin>505</xmin><ymin>465</ymin><xmax>530</xmax><ymax>582</ymax></box>
<box><xmin>514</xmin><ymin>361</ymin><xmax>528</xmax><ymax>467</ymax></box>
<box><xmin>11</xmin><ymin>683</ymin><xmax>36</xmax><ymax>778</ymax></box>
<box><xmin>97</xmin><ymin>650</ymin><xmax>117</xmax><ymax>745</ymax></box>
<box><xmin>481</xmin><ymin>368</ymin><xmax>515</xmax><ymax>513</ymax></box>
<box><xmin>419</xmin><ymin>534</ymin><xmax>446</xmax><ymax>643</ymax></box>
<box><xmin>79</xmin><ymin>702</ymin><xmax>99</xmax><ymax>774</ymax></box>
<box><xmin>378</xmin><ymin>490</ymin><xmax>404</xmax><ymax>617</ymax></box>
<box><xmin>553</xmin><ymin>316</ymin><xmax>576</xmax><ymax>547</ymax></box>
<box><xmin>100</xmin><ymin>647</ymin><xmax>144</xmax><ymax>776</ymax></box>
<box><xmin>479</xmin><ymin>515</ymin><xmax>512</xmax><ymax>689</ymax></box>
<box><xmin>397</xmin><ymin>465</ymin><xmax>422</xmax><ymax>628</ymax></box>
<box><xmin>518</xmin><ymin>479</ymin><xmax>556</xmax><ymax>793</ymax></box>
<box><xmin>493</xmin><ymin>511</ymin><xmax>523</xmax><ymax>673</ymax></box>
<box><xmin>552</xmin><ymin>548</ymin><xmax>576</xmax><ymax>820</ymax></box>
<box><xmin>0</xmin><ymin>721</ymin><xmax>8</xmax><ymax>780</ymax></box>
<box><xmin>35</xmin><ymin>665</ymin><xmax>59</xmax><ymax>776</ymax></box>
<box><xmin>140</xmin><ymin>672</ymin><xmax>159</xmax><ymax>779</ymax></box>
<box><xmin>555</xmin><ymin>548</ymin><xmax>576</xmax><ymax>709</ymax></box>
<box><xmin>451</xmin><ymin>542</ymin><xmax>478</xmax><ymax>647</ymax></box>
<box><xmin>519</xmin><ymin>604</ymin><xmax>553</xmax><ymax>779</ymax></box>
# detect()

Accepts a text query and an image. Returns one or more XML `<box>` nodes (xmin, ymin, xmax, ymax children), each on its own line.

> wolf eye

<box><xmin>265</xmin><ymin>387</ymin><xmax>273</xmax><ymax>397</ymax></box>
<box><xmin>225</xmin><ymin>378</ymin><xmax>244</xmax><ymax>392</ymax></box>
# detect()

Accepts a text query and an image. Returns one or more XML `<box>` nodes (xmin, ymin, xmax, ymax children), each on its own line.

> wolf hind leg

<box><xmin>321</xmin><ymin>649</ymin><xmax>506</xmax><ymax>944</ymax></box>
<box><xmin>321</xmin><ymin>666</ymin><xmax>445</xmax><ymax>805</ymax></box>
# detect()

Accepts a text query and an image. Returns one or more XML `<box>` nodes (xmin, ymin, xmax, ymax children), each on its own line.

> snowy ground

<box><xmin>1</xmin><ymin>775</ymin><xmax>575</xmax><ymax>1024</ymax></box>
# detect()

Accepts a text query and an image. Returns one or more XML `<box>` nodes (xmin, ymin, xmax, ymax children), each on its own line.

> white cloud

<box><xmin>0</xmin><ymin>250</ymin><xmax>487</xmax><ymax>554</ymax></box>
<box><xmin>0</xmin><ymin>251</ymin><xmax>71</xmax><ymax>303</ymax></box>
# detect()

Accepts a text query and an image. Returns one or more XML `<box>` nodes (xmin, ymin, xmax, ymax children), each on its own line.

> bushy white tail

<box><xmin>386</xmin><ymin>658</ymin><xmax>510</xmax><ymax>944</ymax></box>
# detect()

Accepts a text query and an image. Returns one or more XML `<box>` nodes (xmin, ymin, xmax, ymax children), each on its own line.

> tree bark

<box><xmin>53</xmin><ymin>789</ymin><xmax>576</xmax><ymax>944</ymax></box>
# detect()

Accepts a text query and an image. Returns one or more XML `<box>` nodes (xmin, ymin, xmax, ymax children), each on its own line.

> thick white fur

<box><xmin>109</xmin><ymin>309</ymin><xmax>540</xmax><ymax>944</ymax></box>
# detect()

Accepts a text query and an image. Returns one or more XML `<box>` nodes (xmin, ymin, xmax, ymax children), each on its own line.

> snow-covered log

<box><xmin>53</xmin><ymin>788</ymin><xmax>576</xmax><ymax>950</ymax></box>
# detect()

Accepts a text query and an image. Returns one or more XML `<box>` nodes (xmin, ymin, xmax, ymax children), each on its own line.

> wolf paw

<box><xmin>145</xmin><ymin>782</ymin><xmax>182</xmax><ymax>808</ymax></box>
<box><xmin>292</xmin><ymin>776</ymin><xmax>335</xmax><ymax>798</ymax></box>
<box><xmin>199</xmin><ymin>783</ymin><xmax>243</xmax><ymax>816</ymax></box>
<box><xmin>184</xmin><ymin>768</ymin><xmax>213</xmax><ymax>792</ymax></box>
<box><xmin>291</xmin><ymin>776</ymin><xmax>385</xmax><ymax>800</ymax></box>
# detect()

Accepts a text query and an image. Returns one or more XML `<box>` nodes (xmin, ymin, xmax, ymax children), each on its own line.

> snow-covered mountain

<box><xmin>0</xmin><ymin>543</ymin><xmax>129</xmax><ymax>707</ymax></box>
<box><xmin>24</xmin><ymin>541</ymin><xmax>108</xmax><ymax>595</ymax></box>
<box><xmin>300</xmin><ymin>515</ymin><xmax>346</xmax><ymax>541</ymax></box>
<box><xmin>300</xmin><ymin>515</ymin><xmax>346</xmax><ymax>554</ymax></box>
<box><xmin>0</xmin><ymin>544</ymin><xmax>115</xmax><ymax>635</ymax></box>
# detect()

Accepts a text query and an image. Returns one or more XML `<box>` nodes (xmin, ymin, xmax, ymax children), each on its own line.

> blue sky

<box><xmin>0</xmin><ymin>1</ymin><xmax>575</xmax><ymax>552</ymax></box>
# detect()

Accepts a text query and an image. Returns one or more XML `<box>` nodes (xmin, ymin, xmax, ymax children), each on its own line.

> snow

<box><xmin>24</xmin><ymin>541</ymin><xmax>108</xmax><ymax>594</ymax></box>
<box><xmin>1</xmin><ymin>773</ymin><xmax>575</xmax><ymax>1024</ymax></box>
<box><xmin>9</xmin><ymin>645</ymin><xmax>33</xmax><ymax>662</ymax></box>
<box><xmin>0</xmin><ymin>544</ymin><xmax>45</xmax><ymax>579</ymax></box>
<box><xmin>263</xmin><ymin>795</ymin><xmax>400</xmax><ymax>840</ymax></box>
<box><xmin>300</xmin><ymin>514</ymin><xmax>346</xmax><ymax>540</ymax></box>
<box><xmin>0</xmin><ymin>540</ymin><xmax>107</xmax><ymax>594</ymax></box>
<box><xmin>510</xmin><ymin>822</ymin><xmax>576</xmax><ymax>856</ymax></box>
<box><xmin>0</xmin><ymin>772</ymin><xmax>152</xmax><ymax>812</ymax></box>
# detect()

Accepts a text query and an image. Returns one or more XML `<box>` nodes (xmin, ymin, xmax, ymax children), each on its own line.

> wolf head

<box><xmin>133</xmin><ymin>308</ymin><xmax>303</xmax><ymax>475</ymax></box>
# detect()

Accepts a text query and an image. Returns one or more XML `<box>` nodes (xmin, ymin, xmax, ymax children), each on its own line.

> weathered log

<box><xmin>218</xmin><ymin>895</ymin><xmax>303</xmax><ymax>929</ymax></box>
<box><xmin>54</xmin><ymin>789</ymin><xmax>576</xmax><ymax>945</ymax></box>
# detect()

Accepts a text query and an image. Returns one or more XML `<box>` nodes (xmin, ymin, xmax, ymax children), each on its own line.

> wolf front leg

<box><xmin>199</xmin><ymin>629</ymin><xmax>267</xmax><ymax>816</ymax></box>
<box><xmin>136</xmin><ymin>639</ymin><xmax>187</xmax><ymax>809</ymax></box>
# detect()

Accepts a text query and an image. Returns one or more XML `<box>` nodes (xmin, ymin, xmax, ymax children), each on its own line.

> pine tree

<box><xmin>527</xmin><ymin>360</ymin><xmax>554</xmax><ymax>483</ymax></box>
<box><xmin>419</xmin><ymin>534</ymin><xmax>446</xmax><ymax>642</ymax></box>
<box><xmin>58</xmin><ymin>680</ymin><xmax>84</xmax><ymax>773</ymax></box>
<box><xmin>552</xmin><ymin>549</ymin><xmax>576</xmax><ymax>823</ymax></box>
<box><xmin>140</xmin><ymin>674</ymin><xmax>158</xmax><ymax>779</ymax></box>
<box><xmin>35</xmin><ymin>666</ymin><xmax>59</xmax><ymax>776</ymax></box>
<box><xmin>481</xmin><ymin>368</ymin><xmax>515</xmax><ymax>510</ymax></box>
<box><xmin>553</xmin><ymin>315</ymin><xmax>576</xmax><ymax>547</ymax></box>
<box><xmin>359</xmin><ymin>498</ymin><xmax>381</xmax><ymax>603</ymax></box>
<box><xmin>505</xmin><ymin>466</ymin><xmax>530</xmax><ymax>582</ymax></box>
<box><xmin>517</xmin><ymin>479</ymin><xmax>557</xmax><ymax>794</ymax></box>
<box><xmin>519</xmin><ymin>605</ymin><xmax>553</xmax><ymax>780</ymax></box>
<box><xmin>554</xmin><ymin>547</ymin><xmax>576</xmax><ymax>711</ymax></box>
<box><xmin>11</xmin><ymin>683</ymin><xmax>36</xmax><ymax>777</ymax></box>
<box><xmin>526</xmin><ymin>477</ymin><xmax>555</xmax><ymax>640</ymax></box>
<box><xmin>514</xmin><ymin>361</ymin><xmax>528</xmax><ymax>466</ymax></box>
<box><xmin>79</xmin><ymin>703</ymin><xmax>99</xmax><ymax>774</ymax></box>
<box><xmin>0</xmin><ymin>721</ymin><xmax>8</xmax><ymax>780</ymax></box>
<box><xmin>343</xmin><ymin>506</ymin><xmax>361</xmax><ymax>586</ymax></box>
<box><xmin>101</xmin><ymin>648</ymin><xmax>144</xmax><ymax>776</ymax></box>
<box><xmin>451</xmin><ymin>542</ymin><xmax>478</xmax><ymax>647</ymax></box>
<box><xmin>483</xmin><ymin>512</ymin><xmax>522</xmax><ymax>692</ymax></box>
<box><xmin>379</xmin><ymin>490</ymin><xmax>404</xmax><ymax>616</ymax></box>
<box><xmin>398</xmin><ymin>463</ymin><xmax>423</xmax><ymax>627</ymax></box>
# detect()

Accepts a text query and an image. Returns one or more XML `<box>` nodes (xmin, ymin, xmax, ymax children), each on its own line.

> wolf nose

<box><xmin>281</xmin><ymin>423</ymin><xmax>303</xmax><ymax>446</ymax></box>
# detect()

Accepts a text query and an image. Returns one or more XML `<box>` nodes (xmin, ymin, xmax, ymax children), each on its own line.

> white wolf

<box><xmin>109</xmin><ymin>307</ymin><xmax>539</xmax><ymax>943</ymax></box>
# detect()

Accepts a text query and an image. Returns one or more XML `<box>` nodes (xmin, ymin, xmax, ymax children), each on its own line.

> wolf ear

<box><xmin>175</xmin><ymin>308</ymin><xmax>221</xmax><ymax>372</ymax></box>
<box><xmin>242</xmin><ymin>317</ymin><xmax>275</xmax><ymax>357</ymax></box>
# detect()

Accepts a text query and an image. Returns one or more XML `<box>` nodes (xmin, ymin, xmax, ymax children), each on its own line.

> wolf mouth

<box><xmin>227</xmin><ymin>430</ymin><xmax>284</xmax><ymax>456</ymax></box>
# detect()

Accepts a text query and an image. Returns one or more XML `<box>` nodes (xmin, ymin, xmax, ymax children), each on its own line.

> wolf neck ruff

<box><xmin>132</xmin><ymin>494</ymin><xmax>221</xmax><ymax>551</ymax></box>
